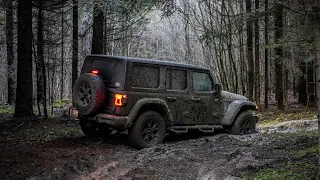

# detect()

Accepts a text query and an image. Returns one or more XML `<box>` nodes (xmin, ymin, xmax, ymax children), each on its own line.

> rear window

<box><xmin>132</xmin><ymin>65</ymin><xmax>160</xmax><ymax>88</ymax></box>
<box><xmin>81</xmin><ymin>57</ymin><xmax>125</xmax><ymax>89</ymax></box>
<box><xmin>165</xmin><ymin>69</ymin><xmax>187</xmax><ymax>90</ymax></box>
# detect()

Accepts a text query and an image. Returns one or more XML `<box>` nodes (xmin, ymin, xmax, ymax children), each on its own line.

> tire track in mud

<box><xmin>30</xmin><ymin>119</ymin><xmax>318</xmax><ymax>180</ymax></box>
<box><xmin>71</xmin><ymin>134</ymin><xmax>277</xmax><ymax>180</ymax></box>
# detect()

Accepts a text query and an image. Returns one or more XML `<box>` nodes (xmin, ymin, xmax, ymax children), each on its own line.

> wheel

<box><xmin>128</xmin><ymin>111</ymin><xmax>166</xmax><ymax>149</ymax></box>
<box><xmin>73</xmin><ymin>73</ymin><xmax>106</xmax><ymax>115</ymax></box>
<box><xmin>79</xmin><ymin>119</ymin><xmax>112</xmax><ymax>137</ymax></box>
<box><xmin>228</xmin><ymin>111</ymin><xmax>256</xmax><ymax>135</ymax></box>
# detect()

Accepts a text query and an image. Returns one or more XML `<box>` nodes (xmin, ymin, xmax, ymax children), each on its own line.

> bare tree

<box><xmin>254</xmin><ymin>0</ymin><xmax>260</xmax><ymax>106</ymax></box>
<box><xmin>60</xmin><ymin>11</ymin><xmax>64</xmax><ymax>100</ymax></box>
<box><xmin>246</xmin><ymin>0</ymin><xmax>254</xmax><ymax>100</ymax></box>
<box><xmin>182</xmin><ymin>0</ymin><xmax>191</xmax><ymax>63</ymax></box>
<box><xmin>264</xmin><ymin>0</ymin><xmax>269</xmax><ymax>109</ymax></box>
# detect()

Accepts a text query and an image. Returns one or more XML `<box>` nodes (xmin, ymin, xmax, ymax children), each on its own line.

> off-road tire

<box><xmin>79</xmin><ymin>119</ymin><xmax>112</xmax><ymax>137</ymax></box>
<box><xmin>73</xmin><ymin>73</ymin><xmax>106</xmax><ymax>115</ymax></box>
<box><xmin>128</xmin><ymin>111</ymin><xmax>166</xmax><ymax>149</ymax></box>
<box><xmin>228</xmin><ymin>111</ymin><xmax>256</xmax><ymax>135</ymax></box>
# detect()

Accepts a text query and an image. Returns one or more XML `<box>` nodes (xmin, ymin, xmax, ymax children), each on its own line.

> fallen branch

<box><xmin>8</xmin><ymin>122</ymin><xmax>25</xmax><ymax>134</ymax></box>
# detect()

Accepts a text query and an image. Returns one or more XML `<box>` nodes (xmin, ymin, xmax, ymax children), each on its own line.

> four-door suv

<box><xmin>73</xmin><ymin>55</ymin><xmax>258</xmax><ymax>149</ymax></box>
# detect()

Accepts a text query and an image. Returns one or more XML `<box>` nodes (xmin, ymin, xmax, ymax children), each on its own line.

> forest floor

<box><xmin>0</xmin><ymin>106</ymin><xmax>318</xmax><ymax>180</ymax></box>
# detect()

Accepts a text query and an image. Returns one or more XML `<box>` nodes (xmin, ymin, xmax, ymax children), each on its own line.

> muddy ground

<box><xmin>0</xmin><ymin>118</ymin><xmax>318</xmax><ymax>180</ymax></box>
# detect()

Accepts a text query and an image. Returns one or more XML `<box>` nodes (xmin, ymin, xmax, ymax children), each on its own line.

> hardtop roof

<box><xmin>87</xmin><ymin>54</ymin><xmax>210</xmax><ymax>71</ymax></box>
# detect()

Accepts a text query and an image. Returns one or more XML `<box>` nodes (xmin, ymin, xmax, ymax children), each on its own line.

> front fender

<box><xmin>124</xmin><ymin>98</ymin><xmax>173</xmax><ymax>128</ymax></box>
<box><xmin>221</xmin><ymin>100</ymin><xmax>257</xmax><ymax>126</ymax></box>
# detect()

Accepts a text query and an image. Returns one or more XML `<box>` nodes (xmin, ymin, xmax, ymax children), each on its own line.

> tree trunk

<box><xmin>183</xmin><ymin>0</ymin><xmax>191</xmax><ymax>63</ymax></box>
<box><xmin>6</xmin><ymin>0</ymin><xmax>14</xmax><ymax>105</ymax></box>
<box><xmin>264</xmin><ymin>0</ymin><xmax>269</xmax><ymax>109</ymax></box>
<box><xmin>61</xmin><ymin>12</ymin><xmax>64</xmax><ymax>100</ymax></box>
<box><xmin>239</xmin><ymin>0</ymin><xmax>246</xmax><ymax>95</ymax></box>
<box><xmin>254</xmin><ymin>0</ymin><xmax>260</xmax><ymax>107</ymax></box>
<box><xmin>274</xmin><ymin>2</ymin><xmax>284</xmax><ymax>110</ymax></box>
<box><xmin>37</xmin><ymin>0</ymin><xmax>48</xmax><ymax>119</ymax></box>
<box><xmin>246</xmin><ymin>0</ymin><xmax>254</xmax><ymax>100</ymax></box>
<box><xmin>225</xmin><ymin>1</ymin><xmax>238</xmax><ymax>93</ymax></box>
<box><xmin>312</xmin><ymin>9</ymin><xmax>320</xmax><ymax>180</ymax></box>
<box><xmin>51</xmin><ymin>56</ymin><xmax>57</xmax><ymax>115</ymax></box>
<box><xmin>91</xmin><ymin>2</ymin><xmax>104</xmax><ymax>54</ymax></box>
<box><xmin>32</xmin><ymin>40</ymin><xmax>41</xmax><ymax>116</ymax></box>
<box><xmin>15</xmin><ymin>0</ymin><xmax>34</xmax><ymax>117</ymax></box>
<box><xmin>103</xmin><ymin>18</ymin><xmax>106</xmax><ymax>54</ymax></box>
<box><xmin>72</xmin><ymin>0</ymin><xmax>79</xmax><ymax>88</ymax></box>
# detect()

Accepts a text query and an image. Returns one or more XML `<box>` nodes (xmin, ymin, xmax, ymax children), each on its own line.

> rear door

<box><xmin>123</xmin><ymin>63</ymin><xmax>163</xmax><ymax>116</ymax></box>
<box><xmin>164</xmin><ymin>68</ymin><xmax>189</xmax><ymax>125</ymax></box>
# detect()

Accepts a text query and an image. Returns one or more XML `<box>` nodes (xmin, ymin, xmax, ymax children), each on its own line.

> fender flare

<box><xmin>221</xmin><ymin>100</ymin><xmax>257</xmax><ymax>126</ymax></box>
<box><xmin>124</xmin><ymin>98</ymin><xmax>174</xmax><ymax>128</ymax></box>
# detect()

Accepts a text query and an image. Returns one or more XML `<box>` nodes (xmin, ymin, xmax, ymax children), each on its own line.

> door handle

<box><xmin>191</xmin><ymin>97</ymin><xmax>201</xmax><ymax>102</ymax></box>
<box><xmin>214</xmin><ymin>99</ymin><xmax>222</xmax><ymax>103</ymax></box>
<box><xmin>167</xmin><ymin>96</ymin><xmax>177</xmax><ymax>101</ymax></box>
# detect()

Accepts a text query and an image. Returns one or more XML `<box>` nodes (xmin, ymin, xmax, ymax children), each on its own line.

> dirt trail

<box><xmin>0</xmin><ymin>119</ymin><xmax>318</xmax><ymax>180</ymax></box>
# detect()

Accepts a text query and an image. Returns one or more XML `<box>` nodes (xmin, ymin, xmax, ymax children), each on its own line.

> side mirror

<box><xmin>214</xmin><ymin>83</ymin><xmax>222</xmax><ymax>94</ymax></box>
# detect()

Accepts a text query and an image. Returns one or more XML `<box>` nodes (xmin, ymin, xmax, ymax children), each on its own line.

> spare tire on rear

<box><xmin>73</xmin><ymin>73</ymin><xmax>106</xmax><ymax>115</ymax></box>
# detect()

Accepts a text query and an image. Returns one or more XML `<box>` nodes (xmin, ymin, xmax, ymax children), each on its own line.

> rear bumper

<box><xmin>83</xmin><ymin>114</ymin><xmax>129</xmax><ymax>129</ymax></box>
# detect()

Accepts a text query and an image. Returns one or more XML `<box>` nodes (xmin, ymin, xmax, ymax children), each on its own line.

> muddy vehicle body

<box><xmin>73</xmin><ymin>55</ymin><xmax>258</xmax><ymax>149</ymax></box>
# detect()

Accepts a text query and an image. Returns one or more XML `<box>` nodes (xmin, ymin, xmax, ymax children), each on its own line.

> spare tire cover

<box><xmin>73</xmin><ymin>73</ymin><xmax>106</xmax><ymax>115</ymax></box>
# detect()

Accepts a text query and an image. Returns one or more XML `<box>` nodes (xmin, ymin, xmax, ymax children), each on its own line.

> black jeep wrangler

<box><xmin>73</xmin><ymin>55</ymin><xmax>258</xmax><ymax>149</ymax></box>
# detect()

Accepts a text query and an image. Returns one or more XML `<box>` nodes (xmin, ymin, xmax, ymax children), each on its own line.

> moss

<box><xmin>0</xmin><ymin>104</ymin><xmax>14</xmax><ymax>114</ymax></box>
<box><xmin>294</xmin><ymin>146</ymin><xmax>318</xmax><ymax>159</ymax></box>
<box><xmin>258</xmin><ymin>111</ymin><xmax>317</xmax><ymax>125</ymax></box>
<box><xmin>245</xmin><ymin>162</ymin><xmax>317</xmax><ymax>180</ymax></box>
<box><xmin>58</xmin><ymin>127</ymin><xmax>82</xmax><ymax>138</ymax></box>
<box><xmin>53</xmin><ymin>99</ymin><xmax>71</xmax><ymax>108</ymax></box>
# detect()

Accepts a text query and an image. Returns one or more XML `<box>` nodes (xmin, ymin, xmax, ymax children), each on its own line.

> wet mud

<box><xmin>0</xmin><ymin>119</ymin><xmax>317</xmax><ymax>180</ymax></box>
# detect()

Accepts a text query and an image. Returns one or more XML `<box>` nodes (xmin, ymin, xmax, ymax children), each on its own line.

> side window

<box><xmin>132</xmin><ymin>65</ymin><xmax>160</xmax><ymax>88</ymax></box>
<box><xmin>165</xmin><ymin>69</ymin><xmax>187</xmax><ymax>90</ymax></box>
<box><xmin>193</xmin><ymin>72</ymin><xmax>213</xmax><ymax>91</ymax></box>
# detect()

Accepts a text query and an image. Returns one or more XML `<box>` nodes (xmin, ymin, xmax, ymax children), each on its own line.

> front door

<box><xmin>190</xmin><ymin>71</ymin><xmax>223</xmax><ymax>125</ymax></box>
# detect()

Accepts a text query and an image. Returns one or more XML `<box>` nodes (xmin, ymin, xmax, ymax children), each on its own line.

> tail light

<box><xmin>115</xmin><ymin>94</ymin><xmax>127</xmax><ymax>106</ymax></box>
<box><xmin>91</xmin><ymin>70</ymin><xmax>99</xmax><ymax>75</ymax></box>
